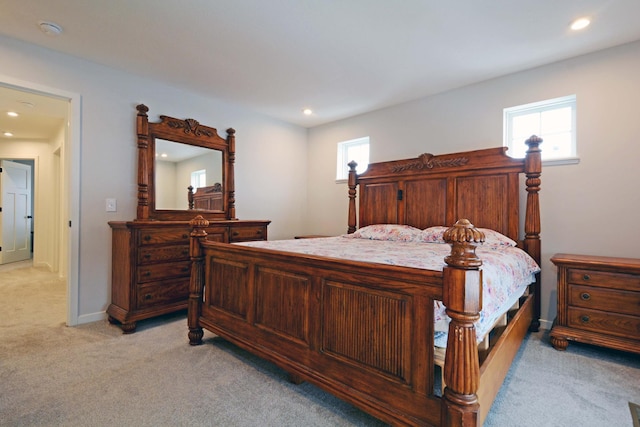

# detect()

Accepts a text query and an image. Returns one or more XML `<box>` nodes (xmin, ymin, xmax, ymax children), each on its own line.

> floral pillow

<box><xmin>345</xmin><ymin>224</ymin><xmax>424</xmax><ymax>242</ymax></box>
<box><xmin>420</xmin><ymin>226</ymin><xmax>517</xmax><ymax>247</ymax></box>
<box><xmin>420</xmin><ymin>226</ymin><xmax>449</xmax><ymax>243</ymax></box>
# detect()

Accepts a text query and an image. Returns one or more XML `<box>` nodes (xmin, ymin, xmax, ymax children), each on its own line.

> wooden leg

<box><xmin>188</xmin><ymin>328</ymin><xmax>204</xmax><ymax>345</ymax></box>
<box><xmin>288</xmin><ymin>373</ymin><xmax>304</xmax><ymax>385</ymax></box>
<box><xmin>120</xmin><ymin>322</ymin><xmax>137</xmax><ymax>334</ymax></box>
<box><xmin>550</xmin><ymin>335</ymin><xmax>568</xmax><ymax>351</ymax></box>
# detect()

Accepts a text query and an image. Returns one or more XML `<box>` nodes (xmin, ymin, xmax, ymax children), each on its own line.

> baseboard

<box><xmin>76</xmin><ymin>311</ymin><xmax>107</xmax><ymax>325</ymax></box>
<box><xmin>539</xmin><ymin>318</ymin><xmax>553</xmax><ymax>330</ymax></box>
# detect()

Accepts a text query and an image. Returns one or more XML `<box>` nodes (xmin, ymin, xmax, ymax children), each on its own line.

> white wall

<box><xmin>307</xmin><ymin>40</ymin><xmax>640</xmax><ymax>328</ymax></box>
<box><xmin>0</xmin><ymin>35</ymin><xmax>308</xmax><ymax>323</ymax></box>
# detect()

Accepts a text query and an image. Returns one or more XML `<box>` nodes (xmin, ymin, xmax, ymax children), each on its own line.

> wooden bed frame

<box><xmin>188</xmin><ymin>183</ymin><xmax>223</xmax><ymax>211</ymax></box>
<box><xmin>187</xmin><ymin>136</ymin><xmax>542</xmax><ymax>426</ymax></box>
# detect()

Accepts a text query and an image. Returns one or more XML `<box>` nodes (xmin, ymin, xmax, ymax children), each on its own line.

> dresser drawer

<box><xmin>137</xmin><ymin>260</ymin><xmax>191</xmax><ymax>283</ymax></box>
<box><xmin>567</xmin><ymin>307</ymin><xmax>640</xmax><ymax>340</ymax></box>
<box><xmin>138</xmin><ymin>244</ymin><xmax>190</xmax><ymax>264</ymax></box>
<box><xmin>568</xmin><ymin>268</ymin><xmax>640</xmax><ymax>291</ymax></box>
<box><xmin>568</xmin><ymin>284</ymin><xmax>640</xmax><ymax>317</ymax></box>
<box><xmin>137</xmin><ymin>278</ymin><xmax>190</xmax><ymax>309</ymax></box>
<box><xmin>229</xmin><ymin>225</ymin><xmax>266</xmax><ymax>242</ymax></box>
<box><xmin>138</xmin><ymin>228</ymin><xmax>190</xmax><ymax>245</ymax></box>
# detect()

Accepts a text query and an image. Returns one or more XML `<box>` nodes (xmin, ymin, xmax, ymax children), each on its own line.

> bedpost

<box><xmin>523</xmin><ymin>135</ymin><xmax>542</xmax><ymax>331</ymax></box>
<box><xmin>187</xmin><ymin>185</ymin><xmax>194</xmax><ymax>209</ymax></box>
<box><xmin>347</xmin><ymin>161</ymin><xmax>358</xmax><ymax>234</ymax></box>
<box><xmin>441</xmin><ymin>219</ymin><xmax>485</xmax><ymax>427</ymax></box>
<box><xmin>188</xmin><ymin>215</ymin><xmax>209</xmax><ymax>345</ymax></box>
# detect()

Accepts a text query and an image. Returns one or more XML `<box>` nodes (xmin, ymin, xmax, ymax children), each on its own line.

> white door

<box><xmin>0</xmin><ymin>160</ymin><xmax>32</xmax><ymax>264</ymax></box>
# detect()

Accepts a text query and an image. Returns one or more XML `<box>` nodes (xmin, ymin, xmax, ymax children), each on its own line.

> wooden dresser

<box><xmin>550</xmin><ymin>253</ymin><xmax>640</xmax><ymax>354</ymax></box>
<box><xmin>107</xmin><ymin>220</ymin><xmax>269</xmax><ymax>333</ymax></box>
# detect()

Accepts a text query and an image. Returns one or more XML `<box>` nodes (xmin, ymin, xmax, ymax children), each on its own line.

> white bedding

<box><xmin>237</xmin><ymin>230</ymin><xmax>539</xmax><ymax>348</ymax></box>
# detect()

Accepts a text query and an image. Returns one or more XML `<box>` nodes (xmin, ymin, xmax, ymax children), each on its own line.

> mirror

<box><xmin>135</xmin><ymin>104</ymin><xmax>236</xmax><ymax>221</ymax></box>
<box><xmin>154</xmin><ymin>139</ymin><xmax>222</xmax><ymax>210</ymax></box>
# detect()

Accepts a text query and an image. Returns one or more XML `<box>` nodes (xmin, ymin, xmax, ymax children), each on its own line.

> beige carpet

<box><xmin>1</xmin><ymin>261</ymin><xmax>639</xmax><ymax>426</ymax></box>
<box><xmin>0</xmin><ymin>261</ymin><xmax>384</xmax><ymax>426</ymax></box>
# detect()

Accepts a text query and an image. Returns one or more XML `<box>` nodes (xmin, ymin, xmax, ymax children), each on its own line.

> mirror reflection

<box><xmin>154</xmin><ymin>138</ymin><xmax>223</xmax><ymax>210</ymax></box>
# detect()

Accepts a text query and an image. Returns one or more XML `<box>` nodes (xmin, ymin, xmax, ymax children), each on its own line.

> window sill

<box><xmin>542</xmin><ymin>157</ymin><xmax>580</xmax><ymax>166</ymax></box>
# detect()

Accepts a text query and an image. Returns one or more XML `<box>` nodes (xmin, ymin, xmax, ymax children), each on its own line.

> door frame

<box><xmin>0</xmin><ymin>74</ymin><xmax>81</xmax><ymax>326</ymax></box>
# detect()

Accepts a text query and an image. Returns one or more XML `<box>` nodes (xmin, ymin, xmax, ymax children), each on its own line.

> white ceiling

<box><xmin>1</xmin><ymin>0</ymin><xmax>640</xmax><ymax>138</ymax></box>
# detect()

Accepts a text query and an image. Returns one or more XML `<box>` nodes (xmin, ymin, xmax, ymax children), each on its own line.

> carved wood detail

<box><xmin>392</xmin><ymin>153</ymin><xmax>469</xmax><ymax>172</ymax></box>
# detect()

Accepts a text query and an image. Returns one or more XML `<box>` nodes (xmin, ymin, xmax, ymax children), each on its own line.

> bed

<box><xmin>187</xmin><ymin>136</ymin><xmax>542</xmax><ymax>426</ymax></box>
<box><xmin>188</xmin><ymin>183</ymin><xmax>223</xmax><ymax>211</ymax></box>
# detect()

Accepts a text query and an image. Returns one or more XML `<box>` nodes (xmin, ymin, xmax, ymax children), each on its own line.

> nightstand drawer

<box><xmin>567</xmin><ymin>307</ymin><xmax>640</xmax><ymax>340</ymax></box>
<box><xmin>568</xmin><ymin>268</ymin><xmax>640</xmax><ymax>291</ymax></box>
<box><xmin>138</xmin><ymin>244</ymin><xmax>190</xmax><ymax>264</ymax></box>
<box><xmin>568</xmin><ymin>284</ymin><xmax>640</xmax><ymax>316</ymax></box>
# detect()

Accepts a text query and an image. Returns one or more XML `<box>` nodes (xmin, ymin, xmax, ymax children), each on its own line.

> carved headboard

<box><xmin>188</xmin><ymin>183</ymin><xmax>223</xmax><ymax>211</ymax></box>
<box><xmin>348</xmin><ymin>138</ymin><xmax>542</xmax><ymax>248</ymax></box>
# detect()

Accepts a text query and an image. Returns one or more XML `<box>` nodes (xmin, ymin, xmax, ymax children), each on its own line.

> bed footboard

<box><xmin>189</xmin><ymin>216</ymin><xmax>485</xmax><ymax>426</ymax></box>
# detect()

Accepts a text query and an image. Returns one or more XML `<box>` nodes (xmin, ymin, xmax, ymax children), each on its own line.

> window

<box><xmin>191</xmin><ymin>169</ymin><xmax>206</xmax><ymax>188</ymax></box>
<box><xmin>504</xmin><ymin>95</ymin><xmax>576</xmax><ymax>162</ymax></box>
<box><xmin>336</xmin><ymin>137</ymin><xmax>369</xmax><ymax>180</ymax></box>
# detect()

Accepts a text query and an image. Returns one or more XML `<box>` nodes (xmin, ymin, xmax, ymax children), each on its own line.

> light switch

<box><xmin>106</xmin><ymin>198</ymin><xmax>117</xmax><ymax>212</ymax></box>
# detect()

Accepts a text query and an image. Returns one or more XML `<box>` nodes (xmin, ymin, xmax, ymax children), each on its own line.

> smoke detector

<box><xmin>39</xmin><ymin>21</ymin><xmax>63</xmax><ymax>36</ymax></box>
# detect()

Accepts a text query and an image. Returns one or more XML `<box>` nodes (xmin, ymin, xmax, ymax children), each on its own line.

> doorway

<box><xmin>0</xmin><ymin>77</ymin><xmax>80</xmax><ymax>326</ymax></box>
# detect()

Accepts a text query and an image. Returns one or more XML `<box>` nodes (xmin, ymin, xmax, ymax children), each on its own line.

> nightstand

<box><xmin>550</xmin><ymin>253</ymin><xmax>640</xmax><ymax>354</ymax></box>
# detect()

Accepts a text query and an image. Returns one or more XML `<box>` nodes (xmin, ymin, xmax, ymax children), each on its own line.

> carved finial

<box><xmin>136</xmin><ymin>104</ymin><xmax>149</xmax><ymax>115</ymax></box>
<box><xmin>443</xmin><ymin>219</ymin><xmax>485</xmax><ymax>268</ymax></box>
<box><xmin>348</xmin><ymin>160</ymin><xmax>358</xmax><ymax>172</ymax></box>
<box><xmin>189</xmin><ymin>215</ymin><xmax>209</xmax><ymax>237</ymax></box>
<box><xmin>525</xmin><ymin>135</ymin><xmax>543</xmax><ymax>150</ymax></box>
<box><xmin>227</xmin><ymin>128</ymin><xmax>236</xmax><ymax>136</ymax></box>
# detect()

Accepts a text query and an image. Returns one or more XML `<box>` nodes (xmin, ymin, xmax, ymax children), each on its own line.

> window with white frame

<box><xmin>191</xmin><ymin>169</ymin><xmax>206</xmax><ymax>188</ymax></box>
<box><xmin>336</xmin><ymin>137</ymin><xmax>369</xmax><ymax>180</ymax></box>
<box><xmin>504</xmin><ymin>95</ymin><xmax>576</xmax><ymax>161</ymax></box>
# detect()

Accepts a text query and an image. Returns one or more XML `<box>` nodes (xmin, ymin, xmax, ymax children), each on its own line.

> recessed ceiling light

<box><xmin>570</xmin><ymin>17</ymin><xmax>591</xmax><ymax>31</ymax></box>
<box><xmin>7</xmin><ymin>111</ymin><xmax>19</xmax><ymax>117</ymax></box>
<box><xmin>3</xmin><ymin>132</ymin><xmax>14</xmax><ymax>137</ymax></box>
<box><xmin>39</xmin><ymin>21</ymin><xmax>63</xmax><ymax>36</ymax></box>
<box><xmin>303</xmin><ymin>108</ymin><xmax>313</xmax><ymax>116</ymax></box>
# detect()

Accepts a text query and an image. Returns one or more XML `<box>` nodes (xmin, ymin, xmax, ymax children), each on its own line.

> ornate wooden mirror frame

<box><xmin>135</xmin><ymin>104</ymin><xmax>236</xmax><ymax>221</ymax></box>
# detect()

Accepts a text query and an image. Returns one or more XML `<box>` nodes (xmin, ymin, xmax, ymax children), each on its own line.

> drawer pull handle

<box><xmin>143</xmin><ymin>271</ymin><xmax>151</xmax><ymax>277</ymax></box>
<box><xmin>233</xmin><ymin>231</ymin><xmax>239</xmax><ymax>236</ymax></box>
<box><xmin>144</xmin><ymin>294</ymin><xmax>152</xmax><ymax>300</ymax></box>
<box><xmin>143</xmin><ymin>235</ymin><xmax>151</xmax><ymax>241</ymax></box>
<box><xmin>256</xmin><ymin>230</ymin><xmax>262</xmax><ymax>235</ymax></box>
<box><xmin>580</xmin><ymin>292</ymin><xmax>591</xmax><ymax>301</ymax></box>
<box><xmin>583</xmin><ymin>274</ymin><xmax>590</xmax><ymax>280</ymax></box>
<box><xmin>182</xmin><ymin>250</ymin><xmax>189</xmax><ymax>256</ymax></box>
<box><xmin>143</xmin><ymin>254</ymin><xmax>151</xmax><ymax>259</ymax></box>
<box><xmin>580</xmin><ymin>315</ymin><xmax>590</xmax><ymax>323</ymax></box>
<box><xmin>182</xmin><ymin>234</ymin><xmax>188</xmax><ymax>239</ymax></box>
<box><xmin>182</xmin><ymin>267</ymin><xmax>190</xmax><ymax>272</ymax></box>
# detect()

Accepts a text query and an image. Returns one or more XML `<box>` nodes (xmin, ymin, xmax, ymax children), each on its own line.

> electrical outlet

<box><xmin>106</xmin><ymin>198</ymin><xmax>117</xmax><ymax>212</ymax></box>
